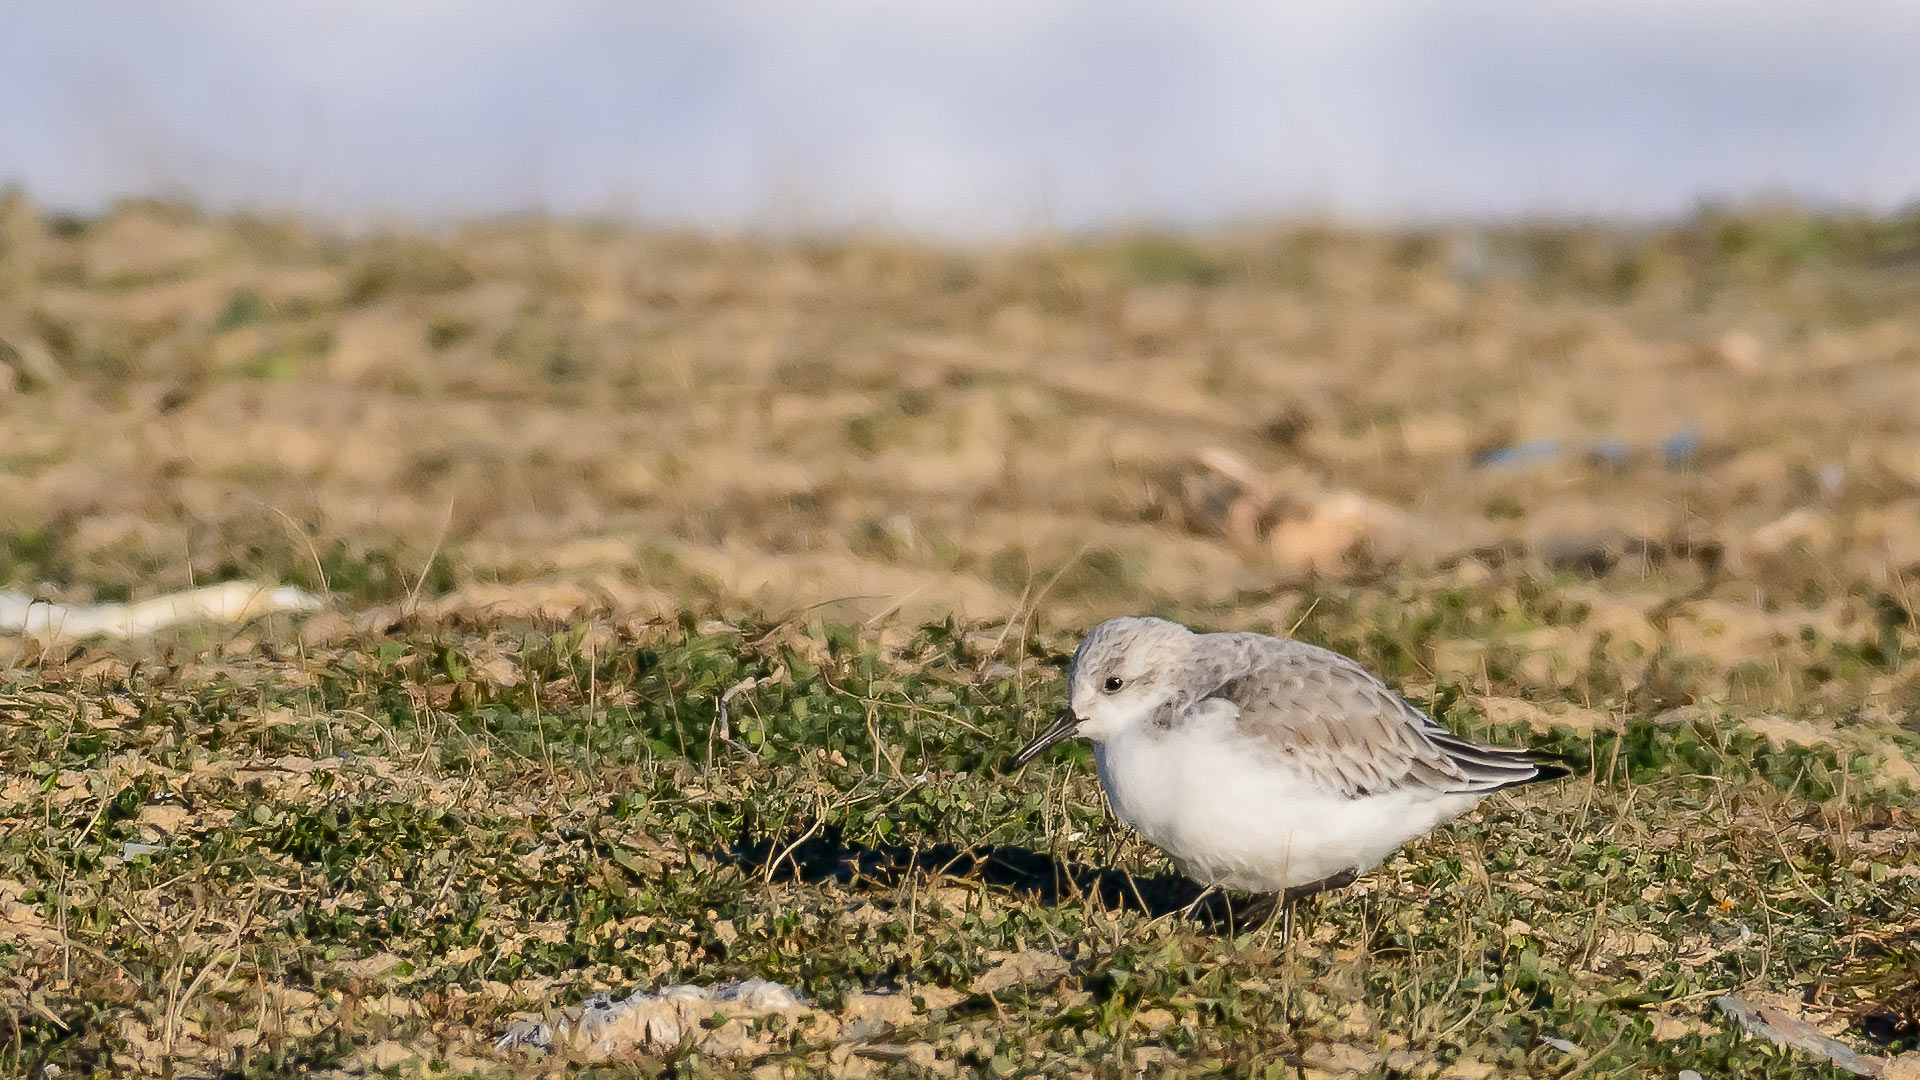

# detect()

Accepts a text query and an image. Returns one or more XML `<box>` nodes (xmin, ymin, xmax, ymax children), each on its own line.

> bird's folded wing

<box><xmin>1200</xmin><ymin>646</ymin><xmax>1548</xmax><ymax>799</ymax></box>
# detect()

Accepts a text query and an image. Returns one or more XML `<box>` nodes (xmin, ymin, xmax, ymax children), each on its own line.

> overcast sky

<box><xmin>4</xmin><ymin>1</ymin><xmax>1919</xmax><ymax>232</ymax></box>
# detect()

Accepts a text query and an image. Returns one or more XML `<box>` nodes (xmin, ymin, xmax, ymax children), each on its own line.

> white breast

<box><xmin>1091</xmin><ymin>711</ymin><xmax>1481</xmax><ymax>892</ymax></box>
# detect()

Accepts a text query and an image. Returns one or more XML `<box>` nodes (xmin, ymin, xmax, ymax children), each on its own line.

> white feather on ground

<box><xmin>0</xmin><ymin>582</ymin><xmax>321</xmax><ymax>639</ymax></box>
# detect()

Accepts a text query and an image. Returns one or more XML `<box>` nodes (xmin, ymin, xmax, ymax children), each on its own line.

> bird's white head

<box><xmin>1012</xmin><ymin>616</ymin><xmax>1195</xmax><ymax>766</ymax></box>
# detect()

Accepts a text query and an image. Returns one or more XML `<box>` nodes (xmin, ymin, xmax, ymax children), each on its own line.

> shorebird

<box><xmin>1014</xmin><ymin>616</ymin><xmax>1571</xmax><ymax>929</ymax></box>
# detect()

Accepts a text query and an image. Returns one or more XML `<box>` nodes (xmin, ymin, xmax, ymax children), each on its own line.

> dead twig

<box><xmin>713</xmin><ymin>669</ymin><xmax>782</xmax><ymax>760</ymax></box>
<box><xmin>1714</xmin><ymin>994</ymin><xmax>1918</xmax><ymax>1078</ymax></box>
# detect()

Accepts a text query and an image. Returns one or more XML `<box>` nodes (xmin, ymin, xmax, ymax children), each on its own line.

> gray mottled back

<box><xmin>1191</xmin><ymin>631</ymin><xmax>1563</xmax><ymax>798</ymax></box>
<box><xmin>1071</xmin><ymin>620</ymin><xmax>1566</xmax><ymax>800</ymax></box>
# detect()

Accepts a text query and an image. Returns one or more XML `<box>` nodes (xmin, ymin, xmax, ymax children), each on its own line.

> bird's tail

<box><xmin>1484</xmin><ymin>749</ymin><xmax>1577</xmax><ymax>792</ymax></box>
<box><xmin>1428</xmin><ymin>729</ymin><xmax>1579</xmax><ymax>793</ymax></box>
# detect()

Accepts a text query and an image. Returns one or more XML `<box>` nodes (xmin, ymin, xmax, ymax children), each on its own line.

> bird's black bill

<box><xmin>1012</xmin><ymin>707</ymin><xmax>1082</xmax><ymax>769</ymax></box>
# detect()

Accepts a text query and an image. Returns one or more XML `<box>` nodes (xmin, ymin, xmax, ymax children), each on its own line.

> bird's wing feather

<box><xmin>1195</xmin><ymin>636</ymin><xmax>1559</xmax><ymax>799</ymax></box>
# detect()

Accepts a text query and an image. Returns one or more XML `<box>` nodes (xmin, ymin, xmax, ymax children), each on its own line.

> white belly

<box><xmin>1092</xmin><ymin>722</ymin><xmax>1481</xmax><ymax>892</ymax></box>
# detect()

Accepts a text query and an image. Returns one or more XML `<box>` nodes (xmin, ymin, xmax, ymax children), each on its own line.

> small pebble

<box><xmin>1678</xmin><ymin>1070</ymin><xmax>1703</xmax><ymax>1080</ymax></box>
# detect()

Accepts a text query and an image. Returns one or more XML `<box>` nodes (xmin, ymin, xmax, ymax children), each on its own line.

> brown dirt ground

<box><xmin>3</xmin><ymin>194</ymin><xmax>1920</xmax><ymax>735</ymax></box>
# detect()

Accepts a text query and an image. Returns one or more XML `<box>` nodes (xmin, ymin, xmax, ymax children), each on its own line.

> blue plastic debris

<box><xmin>1661</xmin><ymin>426</ymin><xmax>1702</xmax><ymax>467</ymax></box>
<box><xmin>1474</xmin><ymin>440</ymin><xmax>1564</xmax><ymax>470</ymax></box>
<box><xmin>1473</xmin><ymin>428</ymin><xmax>1705</xmax><ymax>473</ymax></box>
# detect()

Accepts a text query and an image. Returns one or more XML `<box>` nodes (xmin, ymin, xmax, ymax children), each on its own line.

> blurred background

<box><xmin>9</xmin><ymin>1</ymin><xmax>1920</xmax><ymax>227</ymax></box>
<box><xmin>3</xmin><ymin>1</ymin><xmax>1920</xmax><ymax>717</ymax></box>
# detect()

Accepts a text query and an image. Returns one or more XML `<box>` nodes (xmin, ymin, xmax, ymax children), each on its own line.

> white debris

<box><xmin>496</xmin><ymin>979</ymin><xmax>808</xmax><ymax>1058</ymax></box>
<box><xmin>494</xmin><ymin>978</ymin><xmax>974</xmax><ymax>1061</ymax></box>
<box><xmin>0</xmin><ymin>582</ymin><xmax>322</xmax><ymax>640</ymax></box>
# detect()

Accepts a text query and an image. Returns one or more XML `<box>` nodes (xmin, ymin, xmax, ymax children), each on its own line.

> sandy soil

<box><xmin>3</xmin><ymin>194</ymin><xmax>1920</xmax><ymax>725</ymax></box>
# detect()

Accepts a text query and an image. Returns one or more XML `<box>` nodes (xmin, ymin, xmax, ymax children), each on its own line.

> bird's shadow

<box><xmin>723</xmin><ymin>826</ymin><xmax>1277</xmax><ymax>933</ymax></box>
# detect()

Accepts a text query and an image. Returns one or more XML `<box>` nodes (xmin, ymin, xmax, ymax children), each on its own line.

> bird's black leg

<box><xmin>1229</xmin><ymin>892</ymin><xmax>1279</xmax><ymax>931</ymax></box>
<box><xmin>1213</xmin><ymin>868</ymin><xmax>1362</xmax><ymax>938</ymax></box>
<box><xmin>1281</xmin><ymin>866</ymin><xmax>1359</xmax><ymax>905</ymax></box>
<box><xmin>1265</xmin><ymin>867</ymin><xmax>1361</xmax><ymax>943</ymax></box>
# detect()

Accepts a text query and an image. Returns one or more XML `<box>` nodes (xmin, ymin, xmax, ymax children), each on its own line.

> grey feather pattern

<box><xmin>1190</xmin><ymin>633</ymin><xmax>1558</xmax><ymax>799</ymax></box>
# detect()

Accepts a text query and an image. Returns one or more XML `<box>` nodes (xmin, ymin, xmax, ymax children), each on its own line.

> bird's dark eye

<box><xmin>1103</xmin><ymin>676</ymin><xmax>1125</xmax><ymax>693</ymax></box>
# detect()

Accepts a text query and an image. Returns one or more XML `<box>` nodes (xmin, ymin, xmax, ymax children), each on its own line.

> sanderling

<box><xmin>1014</xmin><ymin>616</ymin><xmax>1570</xmax><ymax>924</ymax></box>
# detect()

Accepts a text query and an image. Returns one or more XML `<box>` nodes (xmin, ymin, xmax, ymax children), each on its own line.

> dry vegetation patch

<box><xmin>0</xmin><ymin>608</ymin><xmax>1915</xmax><ymax>1077</ymax></box>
